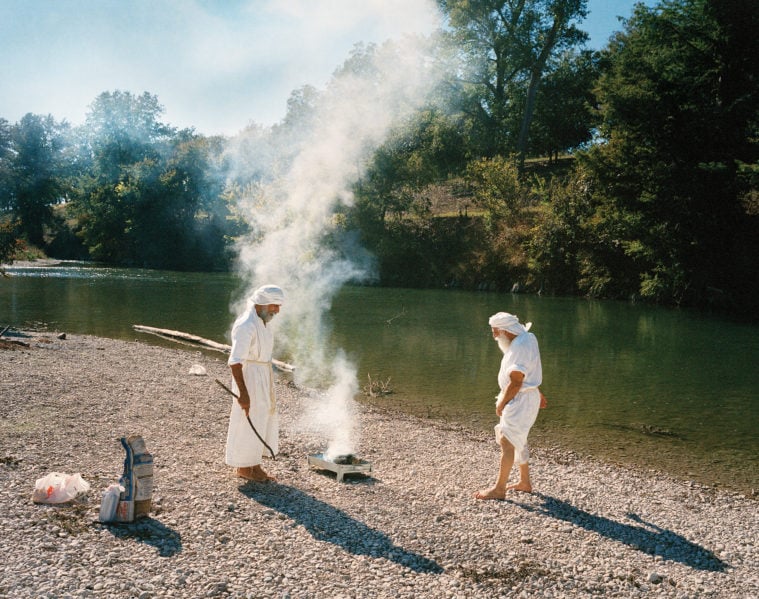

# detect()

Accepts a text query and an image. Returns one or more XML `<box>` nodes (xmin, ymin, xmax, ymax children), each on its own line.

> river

<box><xmin>2</xmin><ymin>262</ymin><xmax>757</xmax><ymax>494</ymax></box>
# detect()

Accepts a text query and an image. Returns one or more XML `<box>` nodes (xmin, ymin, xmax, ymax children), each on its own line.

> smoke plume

<box><xmin>226</xmin><ymin>25</ymin><xmax>442</xmax><ymax>457</ymax></box>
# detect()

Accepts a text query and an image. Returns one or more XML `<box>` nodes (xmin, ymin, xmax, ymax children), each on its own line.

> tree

<box><xmin>514</xmin><ymin>1</ymin><xmax>588</xmax><ymax>168</ymax></box>
<box><xmin>1</xmin><ymin>120</ymin><xmax>19</xmax><ymax>267</ymax></box>
<box><xmin>81</xmin><ymin>91</ymin><xmax>174</xmax><ymax>178</ymax></box>
<box><xmin>529</xmin><ymin>49</ymin><xmax>599</xmax><ymax>159</ymax></box>
<box><xmin>74</xmin><ymin>91</ymin><xmax>170</xmax><ymax>263</ymax></box>
<box><xmin>466</xmin><ymin>155</ymin><xmax>524</xmax><ymax>225</ymax></box>
<box><xmin>437</xmin><ymin>0</ymin><xmax>588</xmax><ymax>166</ymax></box>
<box><xmin>7</xmin><ymin>114</ymin><xmax>70</xmax><ymax>248</ymax></box>
<box><xmin>147</xmin><ymin>133</ymin><xmax>231</xmax><ymax>270</ymax></box>
<box><xmin>272</xmin><ymin>84</ymin><xmax>321</xmax><ymax>152</ymax></box>
<box><xmin>578</xmin><ymin>0</ymin><xmax>759</xmax><ymax>310</ymax></box>
<box><xmin>72</xmin><ymin>91</ymin><xmax>236</xmax><ymax>269</ymax></box>
<box><xmin>0</xmin><ymin>119</ymin><xmax>12</xmax><ymax>208</ymax></box>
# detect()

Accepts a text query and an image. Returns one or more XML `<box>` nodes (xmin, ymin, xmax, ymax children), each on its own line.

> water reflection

<box><xmin>2</xmin><ymin>264</ymin><xmax>757</xmax><ymax>493</ymax></box>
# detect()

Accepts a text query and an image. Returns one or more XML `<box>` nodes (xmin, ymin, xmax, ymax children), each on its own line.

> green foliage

<box><xmin>398</xmin><ymin>109</ymin><xmax>469</xmax><ymax>183</ymax></box>
<box><xmin>6</xmin><ymin>114</ymin><xmax>71</xmax><ymax>248</ymax></box>
<box><xmin>0</xmin><ymin>218</ymin><xmax>19</xmax><ymax>267</ymax></box>
<box><xmin>576</xmin><ymin>0</ymin><xmax>759</xmax><ymax>310</ymax></box>
<box><xmin>0</xmin><ymin>119</ymin><xmax>12</xmax><ymax>211</ymax></box>
<box><xmin>437</xmin><ymin>0</ymin><xmax>589</xmax><ymax>160</ymax></box>
<box><xmin>465</xmin><ymin>155</ymin><xmax>524</xmax><ymax>225</ymax></box>
<box><xmin>351</xmin><ymin>109</ymin><xmax>467</xmax><ymax>236</ymax></box>
<box><xmin>84</xmin><ymin>91</ymin><xmax>173</xmax><ymax>174</ymax></box>
<box><xmin>360</xmin><ymin>212</ymin><xmax>493</xmax><ymax>289</ymax></box>
<box><xmin>527</xmin><ymin>171</ymin><xmax>593</xmax><ymax>294</ymax></box>
<box><xmin>69</xmin><ymin>92</ymin><xmax>236</xmax><ymax>270</ymax></box>
<box><xmin>529</xmin><ymin>49</ymin><xmax>600</xmax><ymax>158</ymax></box>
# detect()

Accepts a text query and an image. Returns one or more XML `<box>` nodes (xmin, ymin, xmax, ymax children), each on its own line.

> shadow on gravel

<box><xmin>239</xmin><ymin>483</ymin><xmax>443</xmax><ymax>574</ymax></box>
<box><xmin>515</xmin><ymin>494</ymin><xmax>728</xmax><ymax>572</ymax></box>
<box><xmin>103</xmin><ymin>518</ymin><xmax>182</xmax><ymax>557</ymax></box>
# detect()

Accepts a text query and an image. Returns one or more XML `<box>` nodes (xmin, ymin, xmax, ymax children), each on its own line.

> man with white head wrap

<box><xmin>225</xmin><ymin>284</ymin><xmax>284</xmax><ymax>482</ymax></box>
<box><xmin>475</xmin><ymin>311</ymin><xmax>546</xmax><ymax>500</ymax></box>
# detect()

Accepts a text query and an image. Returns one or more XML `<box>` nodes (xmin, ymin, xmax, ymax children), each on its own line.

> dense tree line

<box><xmin>1</xmin><ymin>91</ymin><xmax>245</xmax><ymax>270</ymax></box>
<box><xmin>1</xmin><ymin>0</ymin><xmax>757</xmax><ymax>314</ymax></box>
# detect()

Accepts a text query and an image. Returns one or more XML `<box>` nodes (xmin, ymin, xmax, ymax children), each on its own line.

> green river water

<box><xmin>2</xmin><ymin>262</ymin><xmax>757</xmax><ymax>494</ymax></box>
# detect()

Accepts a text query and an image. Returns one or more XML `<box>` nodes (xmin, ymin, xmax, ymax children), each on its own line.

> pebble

<box><xmin>0</xmin><ymin>333</ymin><xmax>757</xmax><ymax>598</ymax></box>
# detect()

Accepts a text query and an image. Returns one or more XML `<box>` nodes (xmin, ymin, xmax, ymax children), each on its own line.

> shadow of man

<box><xmin>513</xmin><ymin>494</ymin><xmax>728</xmax><ymax>572</ymax></box>
<box><xmin>238</xmin><ymin>483</ymin><xmax>443</xmax><ymax>574</ymax></box>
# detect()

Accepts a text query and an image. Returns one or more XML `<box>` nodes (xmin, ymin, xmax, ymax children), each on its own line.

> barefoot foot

<box><xmin>474</xmin><ymin>487</ymin><xmax>506</xmax><ymax>500</ymax></box>
<box><xmin>251</xmin><ymin>465</ymin><xmax>277</xmax><ymax>482</ymax></box>
<box><xmin>505</xmin><ymin>482</ymin><xmax>532</xmax><ymax>493</ymax></box>
<box><xmin>236</xmin><ymin>467</ymin><xmax>271</xmax><ymax>482</ymax></box>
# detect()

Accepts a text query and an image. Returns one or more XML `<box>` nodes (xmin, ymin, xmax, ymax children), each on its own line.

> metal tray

<box><xmin>307</xmin><ymin>453</ymin><xmax>373</xmax><ymax>482</ymax></box>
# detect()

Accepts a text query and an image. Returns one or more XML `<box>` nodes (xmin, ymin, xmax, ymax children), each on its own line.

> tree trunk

<box><xmin>517</xmin><ymin>67</ymin><xmax>543</xmax><ymax>172</ymax></box>
<box><xmin>516</xmin><ymin>10</ymin><xmax>564</xmax><ymax>173</ymax></box>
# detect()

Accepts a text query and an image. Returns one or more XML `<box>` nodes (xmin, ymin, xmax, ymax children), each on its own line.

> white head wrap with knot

<box><xmin>251</xmin><ymin>284</ymin><xmax>285</xmax><ymax>306</ymax></box>
<box><xmin>489</xmin><ymin>312</ymin><xmax>532</xmax><ymax>336</ymax></box>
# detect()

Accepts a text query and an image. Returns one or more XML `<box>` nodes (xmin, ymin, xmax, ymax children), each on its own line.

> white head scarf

<box><xmin>251</xmin><ymin>284</ymin><xmax>285</xmax><ymax>306</ymax></box>
<box><xmin>489</xmin><ymin>312</ymin><xmax>532</xmax><ymax>336</ymax></box>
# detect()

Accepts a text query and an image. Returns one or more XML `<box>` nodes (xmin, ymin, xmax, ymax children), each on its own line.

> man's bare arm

<box><xmin>230</xmin><ymin>363</ymin><xmax>250</xmax><ymax>415</ymax></box>
<box><xmin>496</xmin><ymin>370</ymin><xmax>524</xmax><ymax>416</ymax></box>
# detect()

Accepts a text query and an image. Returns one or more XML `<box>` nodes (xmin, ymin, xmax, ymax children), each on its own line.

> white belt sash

<box><xmin>244</xmin><ymin>359</ymin><xmax>276</xmax><ymax>414</ymax></box>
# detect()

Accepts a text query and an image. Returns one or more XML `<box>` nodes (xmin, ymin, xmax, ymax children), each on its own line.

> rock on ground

<box><xmin>0</xmin><ymin>334</ymin><xmax>757</xmax><ymax>598</ymax></box>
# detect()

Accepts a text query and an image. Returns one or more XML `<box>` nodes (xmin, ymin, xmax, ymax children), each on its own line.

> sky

<box><xmin>0</xmin><ymin>0</ymin><xmax>656</xmax><ymax>137</ymax></box>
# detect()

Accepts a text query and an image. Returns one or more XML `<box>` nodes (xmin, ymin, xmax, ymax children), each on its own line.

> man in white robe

<box><xmin>475</xmin><ymin>312</ymin><xmax>545</xmax><ymax>500</ymax></box>
<box><xmin>225</xmin><ymin>284</ymin><xmax>284</xmax><ymax>482</ymax></box>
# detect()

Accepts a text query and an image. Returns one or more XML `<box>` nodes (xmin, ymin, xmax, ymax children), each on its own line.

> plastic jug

<box><xmin>98</xmin><ymin>483</ymin><xmax>124</xmax><ymax>522</ymax></box>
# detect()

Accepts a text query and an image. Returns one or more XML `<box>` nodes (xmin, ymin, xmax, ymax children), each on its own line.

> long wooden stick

<box><xmin>215</xmin><ymin>379</ymin><xmax>276</xmax><ymax>459</ymax></box>
<box><xmin>132</xmin><ymin>324</ymin><xmax>294</xmax><ymax>372</ymax></box>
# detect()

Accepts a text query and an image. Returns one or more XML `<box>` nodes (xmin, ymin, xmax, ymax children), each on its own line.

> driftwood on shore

<box><xmin>132</xmin><ymin>324</ymin><xmax>294</xmax><ymax>373</ymax></box>
<box><xmin>0</xmin><ymin>326</ymin><xmax>30</xmax><ymax>348</ymax></box>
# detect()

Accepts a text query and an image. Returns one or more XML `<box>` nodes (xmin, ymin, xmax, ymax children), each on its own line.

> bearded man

<box><xmin>225</xmin><ymin>284</ymin><xmax>284</xmax><ymax>482</ymax></box>
<box><xmin>475</xmin><ymin>311</ymin><xmax>545</xmax><ymax>500</ymax></box>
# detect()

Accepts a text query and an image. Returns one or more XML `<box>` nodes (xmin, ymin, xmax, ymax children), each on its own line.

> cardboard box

<box><xmin>115</xmin><ymin>435</ymin><xmax>153</xmax><ymax>523</ymax></box>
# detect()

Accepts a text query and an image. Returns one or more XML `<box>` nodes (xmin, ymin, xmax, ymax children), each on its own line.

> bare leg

<box><xmin>474</xmin><ymin>437</ymin><xmax>515</xmax><ymax>500</ymax></box>
<box><xmin>506</xmin><ymin>463</ymin><xmax>532</xmax><ymax>493</ymax></box>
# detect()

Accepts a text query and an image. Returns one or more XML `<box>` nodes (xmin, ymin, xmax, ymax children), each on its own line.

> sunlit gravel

<box><xmin>1</xmin><ymin>334</ymin><xmax>756</xmax><ymax>598</ymax></box>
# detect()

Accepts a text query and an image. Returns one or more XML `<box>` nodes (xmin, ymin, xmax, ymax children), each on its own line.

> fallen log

<box><xmin>0</xmin><ymin>338</ymin><xmax>30</xmax><ymax>349</ymax></box>
<box><xmin>0</xmin><ymin>326</ymin><xmax>30</xmax><ymax>348</ymax></box>
<box><xmin>133</xmin><ymin>325</ymin><xmax>230</xmax><ymax>352</ymax></box>
<box><xmin>132</xmin><ymin>324</ymin><xmax>294</xmax><ymax>373</ymax></box>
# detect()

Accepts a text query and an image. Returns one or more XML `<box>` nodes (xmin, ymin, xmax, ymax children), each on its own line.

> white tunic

<box><xmin>496</xmin><ymin>331</ymin><xmax>542</xmax><ymax>465</ymax></box>
<box><xmin>224</xmin><ymin>306</ymin><xmax>279</xmax><ymax>467</ymax></box>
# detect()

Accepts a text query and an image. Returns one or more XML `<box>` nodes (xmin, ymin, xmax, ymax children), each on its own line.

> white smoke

<box><xmin>226</xmin><ymin>19</ymin><xmax>442</xmax><ymax>456</ymax></box>
<box><xmin>308</xmin><ymin>352</ymin><xmax>361</xmax><ymax>460</ymax></box>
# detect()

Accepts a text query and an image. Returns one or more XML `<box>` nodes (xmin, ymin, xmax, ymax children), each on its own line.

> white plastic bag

<box><xmin>32</xmin><ymin>472</ymin><xmax>90</xmax><ymax>504</ymax></box>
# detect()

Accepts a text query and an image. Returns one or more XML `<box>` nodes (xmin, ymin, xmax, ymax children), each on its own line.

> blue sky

<box><xmin>0</xmin><ymin>0</ymin><xmax>655</xmax><ymax>136</ymax></box>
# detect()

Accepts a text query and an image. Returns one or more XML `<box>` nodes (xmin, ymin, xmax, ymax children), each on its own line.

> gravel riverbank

<box><xmin>1</xmin><ymin>333</ymin><xmax>757</xmax><ymax>598</ymax></box>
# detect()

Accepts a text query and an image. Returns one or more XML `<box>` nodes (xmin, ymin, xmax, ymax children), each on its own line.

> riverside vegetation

<box><xmin>1</xmin><ymin>1</ymin><xmax>757</xmax><ymax>316</ymax></box>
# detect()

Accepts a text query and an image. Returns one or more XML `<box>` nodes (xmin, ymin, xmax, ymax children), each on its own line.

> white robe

<box><xmin>496</xmin><ymin>331</ymin><xmax>542</xmax><ymax>465</ymax></box>
<box><xmin>224</xmin><ymin>306</ymin><xmax>279</xmax><ymax>467</ymax></box>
